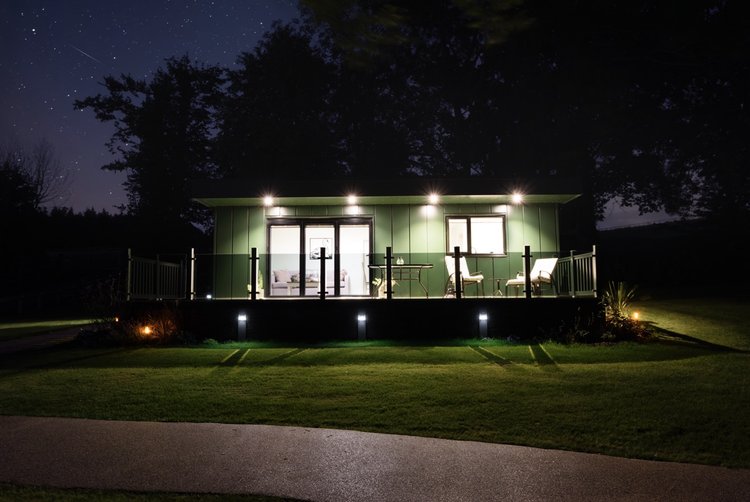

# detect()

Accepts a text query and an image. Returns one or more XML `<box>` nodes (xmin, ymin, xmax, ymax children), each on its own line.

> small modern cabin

<box><xmin>189</xmin><ymin>177</ymin><xmax>595</xmax><ymax>300</ymax></box>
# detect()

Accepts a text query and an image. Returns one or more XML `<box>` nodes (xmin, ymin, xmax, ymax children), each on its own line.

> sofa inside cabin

<box><xmin>270</xmin><ymin>268</ymin><xmax>350</xmax><ymax>296</ymax></box>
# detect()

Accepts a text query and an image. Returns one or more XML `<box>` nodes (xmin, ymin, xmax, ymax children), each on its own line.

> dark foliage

<box><xmin>75</xmin><ymin>56</ymin><xmax>224</xmax><ymax>230</ymax></box>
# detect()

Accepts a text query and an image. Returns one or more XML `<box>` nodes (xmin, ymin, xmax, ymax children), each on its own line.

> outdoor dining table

<box><xmin>368</xmin><ymin>263</ymin><xmax>434</xmax><ymax>297</ymax></box>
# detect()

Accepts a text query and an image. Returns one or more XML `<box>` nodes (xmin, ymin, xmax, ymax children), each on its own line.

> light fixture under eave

<box><xmin>263</xmin><ymin>195</ymin><xmax>274</xmax><ymax>207</ymax></box>
<box><xmin>347</xmin><ymin>194</ymin><xmax>358</xmax><ymax>205</ymax></box>
<box><xmin>428</xmin><ymin>193</ymin><xmax>440</xmax><ymax>205</ymax></box>
<box><xmin>511</xmin><ymin>192</ymin><xmax>524</xmax><ymax>205</ymax></box>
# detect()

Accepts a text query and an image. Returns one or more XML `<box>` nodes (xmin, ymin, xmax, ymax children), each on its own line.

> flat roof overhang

<box><xmin>192</xmin><ymin>177</ymin><xmax>582</xmax><ymax>207</ymax></box>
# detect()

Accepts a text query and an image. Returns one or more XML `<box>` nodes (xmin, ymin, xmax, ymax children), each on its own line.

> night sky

<box><xmin>1</xmin><ymin>0</ymin><xmax>672</xmax><ymax>229</ymax></box>
<box><xmin>1</xmin><ymin>0</ymin><xmax>299</xmax><ymax>213</ymax></box>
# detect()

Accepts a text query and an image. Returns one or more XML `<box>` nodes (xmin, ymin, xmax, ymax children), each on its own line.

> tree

<box><xmin>300</xmin><ymin>0</ymin><xmax>750</xmax><ymax>224</ymax></box>
<box><xmin>218</xmin><ymin>22</ymin><xmax>342</xmax><ymax>179</ymax></box>
<box><xmin>0</xmin><ymin>140</ymin><xmax>70</xmax><ymax>210</ymax></box>
<box><xmin>75</xmin><ymin>56</ymin><xmax>224</xmax><ymax>231</ymax></box>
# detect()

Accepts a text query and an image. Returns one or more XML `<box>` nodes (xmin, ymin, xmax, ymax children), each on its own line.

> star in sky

<box><xmin>1</xmin><ymin>0</ymin><xmax>299</xmax><ymax>213</ymax></box>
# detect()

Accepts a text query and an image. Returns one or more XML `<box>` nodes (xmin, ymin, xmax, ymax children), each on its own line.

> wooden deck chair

<box><xmin>444</xmin><ymin>256</ymin><xmax>484</xmax><ymax>297</ymax></box>
<box><xmin>505</xmin><ymin>257</ymin><xmax>558</xmax><ymax>296</ymax></box>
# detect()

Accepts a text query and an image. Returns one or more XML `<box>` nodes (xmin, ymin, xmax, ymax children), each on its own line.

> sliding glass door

<box><xmin>268</xmin><ymin>219</ymin><xmax>371</xmax><ymax>297</ymax></box>
<box><xmin>304</xmin><ymin>225</ymin><xmax>335</xmax><ymax>296</ymax></box>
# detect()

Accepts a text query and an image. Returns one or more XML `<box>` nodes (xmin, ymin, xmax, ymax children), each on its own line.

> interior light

<box><xmin>511</xmin><ymin>192</ymin><xmax>524</xmax><ymax>204</ymax></box>
<box><xmin>428</xmin><ymin>193</ymin><xmax>439</xmax><ymax>205</ymax></box>
<box><xmin>263</xmin><ymin>195</ymin><xmax>274</xmax><ymax>206</ymax></box>
<box><xmin>347</xmin><ymin>194</ymin><xmax>358</xmax><ymax>205</ymax></box>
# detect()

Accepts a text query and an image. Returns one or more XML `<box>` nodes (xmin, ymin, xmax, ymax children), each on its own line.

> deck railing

<box><xmin>126</xmin><ymin>246</ymin><xmax>598</xmax><ymax>300</ymax></box>
<box><xmin>554</xmin><ymin>246</ymin><xmax>598</xmax><ymax>298</ymax></box>
<box><xmin>126</xmin><ymin>250</ymin><xmax>185</xmax><ymax>300</ymax></box>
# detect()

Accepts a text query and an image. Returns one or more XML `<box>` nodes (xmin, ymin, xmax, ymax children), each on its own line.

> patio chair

<box><xmin>444</xmin><ymin>256</ymin><xmax>484</xmax><ymax>297</ymax></box>
<box><xmin>505</xmin><ymin>257</ymin><xmax>558</xmax><ymax>296</ymax></box>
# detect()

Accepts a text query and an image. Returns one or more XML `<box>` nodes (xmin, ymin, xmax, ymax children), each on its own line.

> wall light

<box><xmin>511</xmin><ymin>192</ymin><xmax>524</xmax><ymax>204</ymax></box>
<box><xmin>421</xmin><ymin>204</ymin><xmax>437</xmax><ymax>217</ymax></box>
<box><xmin>428</xmin><ymin>193</ymin><xmax>440</xmax><ymax>205</ymax></box>
<box><xmin>347</xmin><ymin>194</ymin><xmax>358</xmax><ymax>205</ymax></box>
<box><xmin>263</xmin><ymin>195</ymin><xmax>274</xmax><ymax>207</ymax></box>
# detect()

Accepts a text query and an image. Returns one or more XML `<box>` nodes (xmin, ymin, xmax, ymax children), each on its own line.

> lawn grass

<box><xmin>0</xmin><ymin>319</ymin><xmax>95</xmax><ymax>341</ymax></box>
<box><xmin>0</xmin><ymin>297</ymin><xmax>748</xmax><ymax>470</ymax></box>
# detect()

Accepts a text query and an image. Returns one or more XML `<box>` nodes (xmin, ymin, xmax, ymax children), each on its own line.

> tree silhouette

<box><xmin>218</xmin><ymin>22</ymin><xmax>341</xmax><ymax>179</ymax></box>
<box><xmin>301</xmin><ymin>0</ymin><xmax>750</xmax><ymax>223</ymax></box>
<box><xmin>75</xmin><ymin>56</ymin><xmax>224</xmax><ymax>232</ymax></box>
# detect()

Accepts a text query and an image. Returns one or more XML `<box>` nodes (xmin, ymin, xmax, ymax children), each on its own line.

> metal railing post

<box><xmin>249</xmin><ymin>247</ymin><xmax>258</xmax><ymax>300</ymax></box>
<box><xmin>319</xmin><ymin>247</ymin><xmax>327</xmax><ymax>300</ymax></box>
<box><xmin>592</xmin><ymin>244</ymin><xmax>598</xmax><ymax>298</ymax></box>
<box><xmin>155</xmin><ymin>254</ymin><xmax>161</xmax><ymax>300</ymax></box>
<box><xmin>126</xmin><ymin>248</ymin><xmax>132</xmax><ymax>302</ymax></box>
<box><xmin>385</xmin><ymin>247</ymin><xmax>393</xmax><ymax>300</ymax></box>
<box><xmin>453</xmin><ymin>246</ymin><xmax>462</xmax><ymax>299</ymax></box>
<box><xmin>190</xmin><ymin>248</ymin><xmax>196</xmax><ymax>300</ymax></box>
<box><xmin>523</xmin><ymin>245</ymin><xmax>532</xmax><ymax>299</ymax></box>
<box><xmin>570</xmin><ymin>249</ymin><xmax>577</xmax><ymax>298</ymax></box>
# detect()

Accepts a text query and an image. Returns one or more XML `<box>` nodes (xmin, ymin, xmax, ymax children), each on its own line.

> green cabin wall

<box><xmin>211</xmin><ymin>203</ymin><xmax>560</xmax><ymax>298</ymax></box>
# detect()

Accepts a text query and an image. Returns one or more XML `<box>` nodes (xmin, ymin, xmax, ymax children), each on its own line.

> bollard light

<box><xmin>237</xmin><ymin>312</ymin><xmax>247</xmax><ymax>341</ymax></box>
<box><xmin>357</xmin><ymin>313</ymin><xmax>367</xmax><ymax>340</ymax></box>
<box><xmin>478</xmin><ymin>312</ymin><xmax>488</xmax><ymax>338</ymax></box>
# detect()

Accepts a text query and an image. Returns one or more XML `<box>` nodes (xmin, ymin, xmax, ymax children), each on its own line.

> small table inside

<box><xmin>368</xmin><ymin>263</ymin><xmax>434</xmax><ymax>297</ymax></box>
<box><xmin>286</xmin><ymin>281</ymin><xmax>320</xmax><ymax>296</ymax></box>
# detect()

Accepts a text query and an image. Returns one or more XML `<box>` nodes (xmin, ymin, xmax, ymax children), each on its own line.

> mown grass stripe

<box><xmin>220</xmin><ymin>349</ymin><xmax>240</xmax><ymax>364</ymax></box>
<box><xmin>237</xmin><ymin>348</ymin><xmax>251</xmax><ymax>364</ymax></box>
<box><xmin>250</xmin><ymin>348</ymin><xmax>307</xmax><ymax>366</ymax></box>
<box><xmin>528</xmin><ymin>344</ymin><xmax>561</xmax><ymax>371</ymax></box>
<box><xmin>470</xmin><ymin>345</ymin><xmax>516</xmax><ymax>368</ymax></box>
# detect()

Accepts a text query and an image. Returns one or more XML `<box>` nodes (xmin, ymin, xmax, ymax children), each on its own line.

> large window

<box><xmin>268</xmin><ymin>219</ymin><xmax>372</xmax><ymax>296</ymax></box>
<box><xmin>447</xmin><ymin>216</ymin><xmax>506</xmax><ymax>255</ymax></box>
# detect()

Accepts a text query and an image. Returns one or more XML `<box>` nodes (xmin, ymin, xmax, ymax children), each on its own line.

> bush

<box><xmin>115</xmin><ymin>304</ymin><xmax>194</xmax><ymax>346</ymax></box>
<box><xmin>600</xmin><ymin>281</ymin><xmax>651</xmax><ymax>342</ymax></box>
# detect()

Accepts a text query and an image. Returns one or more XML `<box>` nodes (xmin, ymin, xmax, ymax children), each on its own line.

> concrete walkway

<box><xmin>0</xmin><ymin>326</ymin><xmax>84</xmax><ymax>355</ymax></box>
<box><xmin>1</xmin><ymin>416</ymin><xmax>748</xmax><ymax>501</ymax></box>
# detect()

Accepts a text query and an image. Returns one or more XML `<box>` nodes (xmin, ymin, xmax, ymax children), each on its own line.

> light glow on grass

<box><xmin>0</xmin><ymin>298</ymin><xmax>748</xmax><ymax>468</ymax></box>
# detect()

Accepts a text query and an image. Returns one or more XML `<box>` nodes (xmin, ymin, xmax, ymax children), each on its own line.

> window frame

<box><xmin>445</xmin><ymin>215</ymin><xmax>507</xmax><ymax>257</ymax></box>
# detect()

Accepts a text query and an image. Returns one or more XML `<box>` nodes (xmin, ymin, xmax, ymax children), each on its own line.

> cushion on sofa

<box><xmin>274</xmin><ymin>269</ymin><xmax>292</xmax><ymax>283</ymax></box>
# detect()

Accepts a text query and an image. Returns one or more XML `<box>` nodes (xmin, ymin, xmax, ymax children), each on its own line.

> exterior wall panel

<box><xmin>212</xmin><ymin>201</ymin><xmax>562</xmax><ymax>299</ymax></box>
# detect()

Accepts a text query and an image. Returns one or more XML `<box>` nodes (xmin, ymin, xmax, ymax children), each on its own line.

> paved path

<box><xmin>1</xmin><ymin>416</ymin><xmax>748</xmax><ymax>501</ymax></box>
<box><xmin>0</xmin><ymin>326</ymin><xmax>84</xmax><ymax>355</ymax></box>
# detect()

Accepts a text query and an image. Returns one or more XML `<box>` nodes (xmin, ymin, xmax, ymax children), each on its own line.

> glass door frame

<box><xmin>266</xmin><ymin>217</ymin><xmax>373</xmax><ymax>297</ymax></box>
